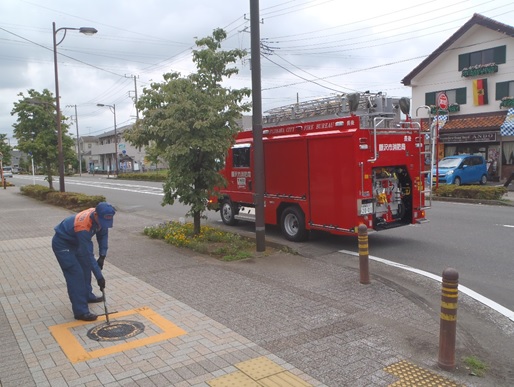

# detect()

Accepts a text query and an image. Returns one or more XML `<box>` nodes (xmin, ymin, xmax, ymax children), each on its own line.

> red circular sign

<box><xmin>438</xmin><ymin>93</ymin><xmax>448</xmax><ymax>110</ymax></box>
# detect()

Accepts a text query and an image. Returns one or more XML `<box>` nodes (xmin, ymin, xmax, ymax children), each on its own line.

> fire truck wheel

<box><xmin>280</xmin><ymin>206</ymin><xmax>307</xmax><ymax>242</ymax></box>
<box><xmin>221</xmin><ymin>199</ymin><xmax>238</xmax><ymax>226</ymax></box>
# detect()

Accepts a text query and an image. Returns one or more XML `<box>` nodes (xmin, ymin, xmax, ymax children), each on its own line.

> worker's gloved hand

<box><xmin>97</xmin><ymin>255</ymin><xmax>106</xmax><ymax>270</ymax></box>
<box><xmin>97</xmin><ymin>277</ymin><xmax>106</xmax><ymax>291</ymax></box>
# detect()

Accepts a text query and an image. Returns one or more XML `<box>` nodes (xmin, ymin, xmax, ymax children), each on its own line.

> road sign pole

<box><xmin>435</xmin><ymin>93</ymin><xmax>449</xmax><ymax>190</ymax></box>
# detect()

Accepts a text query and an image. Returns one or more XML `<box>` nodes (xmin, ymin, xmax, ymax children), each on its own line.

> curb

<box><xmin>431</xmin><ymin>196</ymin><xmax>514</xmax><ymax>206</ymax></box>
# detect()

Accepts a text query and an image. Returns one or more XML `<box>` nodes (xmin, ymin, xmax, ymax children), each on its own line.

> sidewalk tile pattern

<box><xmin>4</xmin><ymin>188</ymin><xmax>513</xmax><ymax>386</ymax></box>
<box><xmin>0</xmin><ymin>193</ymin><xmax>320</xmax><ymax>387</ymax></box>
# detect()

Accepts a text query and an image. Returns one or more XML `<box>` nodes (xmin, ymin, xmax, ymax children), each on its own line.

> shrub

<box><xmin>118</xmin><ymin>172</ymin><xmax>167</xmax><ymax>181</ymax></box>
<box><xmin>434</xmin><ymin>185</ymin><xmax>507</xmax><ymax>200</ymax></box>
<box><xmin>20</xmin><ymin>184</ymin><xmax>54</xmax><ymax>200</ymax></box>
<box><xmin>2</xmin><ymin>179</ymin><xmax>15</xmax><ymax>188</ymax></box>
<box><xmin>143</xmin><ymin>221</ymin><xmax>254</xmax><ymax>261</ymax></box>
<box><xmin>20</xmin><ymin>184</ymin><xmax>106</xmax><ymax>211</ymax></box>
<box><xmin>46</xmin><ymin>192</ymin><xmax>106</xmax><ymax>211</ymax></box>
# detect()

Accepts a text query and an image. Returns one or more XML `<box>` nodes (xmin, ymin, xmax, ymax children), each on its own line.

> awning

<box><xmin>500</xmin><ymin>108</ymin><xmax>514</xmax><ymax>136</ymax></box>
<box><xmin>421</xmin><ymin>111</ymin><xmax>507</xmax><ymax>133</ymax></box>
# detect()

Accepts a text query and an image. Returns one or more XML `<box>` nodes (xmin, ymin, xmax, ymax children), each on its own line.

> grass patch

<box><xmin>463</xmin><ymin>355</ymin><xmax>488</xmax><ymax>377</ymax></box>
<box><xmin>143</xmin><ymin>221</ymin><xmax>261</xmax><ymax>261</ymax></box>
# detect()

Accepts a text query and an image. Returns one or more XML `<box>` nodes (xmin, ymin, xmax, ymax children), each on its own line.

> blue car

<box><xmin>432</xmin><ymin>154</ymin><xmax>488</xmax><ymax>186</ymax></box>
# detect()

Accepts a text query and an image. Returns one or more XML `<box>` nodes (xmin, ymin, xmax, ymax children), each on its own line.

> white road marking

<box><xmin>339</xmin><ymin>249</ymin><xmax>514</xmax><ymax>322</ymax></box>
<box><xmin>14</xmin><ymin>176</ymin><xmax>165</xmax><ymax>196</ymax></box>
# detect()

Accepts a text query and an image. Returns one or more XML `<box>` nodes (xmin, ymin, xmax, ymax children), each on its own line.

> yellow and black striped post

<box><xmin>358</xmin><ymin>224</ymin><xmax>370</xmax><ymax>284</ymax></box>
<box><xmin>438</xmin><ymin>267</ymin><xmax>459</xmax><ymax>371</ymax></box>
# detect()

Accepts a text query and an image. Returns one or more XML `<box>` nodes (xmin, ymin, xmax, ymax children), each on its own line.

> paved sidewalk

<box><xmin>1</xmin><ymin>188</ymin><xmax>513</xmax><ymax>386</ymax></box>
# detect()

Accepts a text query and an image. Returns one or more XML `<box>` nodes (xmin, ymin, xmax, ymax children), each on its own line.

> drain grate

<box><xmin>87</xmin><ymin>320</ymin><xmax>145</xmax><ymax>342</ymax></box>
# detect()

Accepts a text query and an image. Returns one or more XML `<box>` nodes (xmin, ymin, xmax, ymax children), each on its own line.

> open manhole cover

<box><xmin>87</xmin><ymin>320</ymin><xmax>145</xmax><ymax>342</ymax></box>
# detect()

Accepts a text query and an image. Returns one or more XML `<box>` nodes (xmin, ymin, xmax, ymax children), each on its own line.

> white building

<box><xmin>87</xmin><ymin>124</ymin><xmax>151</xmax><ymax>173</ymax></box>
<box><xmin>402</xmin><ymin>13</ymin><xmax>514</xmax><ymax>181</ymax></box>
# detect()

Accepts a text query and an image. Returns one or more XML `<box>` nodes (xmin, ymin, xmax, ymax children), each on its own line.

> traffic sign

<box><xmin>438</xmin><ymin>93</ymin><xmax>448</xmax><ymax>110</ymax></box>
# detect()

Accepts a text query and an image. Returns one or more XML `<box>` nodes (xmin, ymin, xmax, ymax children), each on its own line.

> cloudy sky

<box><xmin>1</xmin><ymin>0</ymin><xmax>513</xmax><ymax>146</ymax></box>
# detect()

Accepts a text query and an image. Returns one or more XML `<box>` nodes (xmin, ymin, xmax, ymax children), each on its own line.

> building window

<box><xmin>503</xmin><ymin>142</ymin><xmax>514</xmax><ymax>166</ymax></box>
<box><xmin>458</xmin><ymin>45</ymin><xmax>506</xmax><ymax>70</ymax></box>
<box><xmin>425</xmin><ymin>88</ymin><xmax>466</xmax><ymax>106</ymax></box>
<box><xmin>496</xmin><ymin>80</ymin><xmax>514</xmax><ymax>99</ymax></box>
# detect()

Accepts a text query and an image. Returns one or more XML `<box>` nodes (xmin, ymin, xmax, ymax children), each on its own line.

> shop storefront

<box><xmin>425</xmin><ymin>111</ymin><xmax>508</xmax><ymax>181</ymax></box>
<box><xmin>440</xmin><ymin>131</ymin><xmax>500</xmax><ymax>181</ymax></box>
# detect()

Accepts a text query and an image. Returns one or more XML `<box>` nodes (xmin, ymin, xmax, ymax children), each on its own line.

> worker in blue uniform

<box><xmin>52</xmin><ymin>202</ymin><xmax>116</xmax><ymax>321</ymax></box>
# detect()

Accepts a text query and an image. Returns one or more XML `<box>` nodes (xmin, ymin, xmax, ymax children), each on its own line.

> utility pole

<box><xmin>250</xmin><ymin>0</ymin><xmax>266</xmax><ymax>252</ymax></box>
<box><xmin>67</xmin><ymin>104</ymin><xmax>82</xmax><ymax>176</ymax></box>
<box><xmin>126</xmin><ymin>74</ymin><xmax>139</xmax><ymax>119</ymax></box>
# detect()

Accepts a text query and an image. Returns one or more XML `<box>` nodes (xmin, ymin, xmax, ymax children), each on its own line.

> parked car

<box><xmin>431</xmin><ymin>154</ymin><xmax>488</xmax><ymax>186</ymax></box>
<box><xmin>2</xmin><ymin>166</ymin><xmax>13</xmax><ymax>178</ymax></box>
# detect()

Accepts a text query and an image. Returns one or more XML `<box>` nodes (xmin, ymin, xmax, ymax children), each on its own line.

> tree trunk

<box><xmin>46</xmin><ymin>163</ymin><xmax>53</xmax><ymax>190</ymax></box>
<box><xmin>193</xmin><ymin>210</ymin><xmax>201</xmax><ymax>235</ymax></box>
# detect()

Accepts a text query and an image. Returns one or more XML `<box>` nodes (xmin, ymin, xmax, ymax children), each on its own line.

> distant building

<box><xmin>86</xmin><ymin>124</ymin><xmax>166</xmax><ymax>174</ymax></box>
<box><xmin>9</xmin><ymin>149</ymin><xmax>24</xmax><ymax>172</ymax></box>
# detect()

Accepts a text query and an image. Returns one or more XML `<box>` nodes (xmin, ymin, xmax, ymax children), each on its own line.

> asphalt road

<box><xmin>8</xmin><ymin>174</ymin><xmax>514</xmax><ymax>312</ymax></box>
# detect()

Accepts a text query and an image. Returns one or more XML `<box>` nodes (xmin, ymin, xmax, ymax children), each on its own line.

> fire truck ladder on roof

<box><xmin>262</xmin><ymin>92</ymin><xmax>392</xmax><ymax>123</ymax></box>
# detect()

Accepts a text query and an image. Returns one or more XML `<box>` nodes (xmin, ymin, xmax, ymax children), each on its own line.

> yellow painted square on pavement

<box><xmin>49</xmin><ymin>306</ymin><xmax>186</xmax><ymax>363</ymax></box>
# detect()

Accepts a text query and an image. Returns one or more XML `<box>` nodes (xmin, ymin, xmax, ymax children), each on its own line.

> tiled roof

<box><xmin>421</xmin><ymin>111</ymin><xmax>507</xmax><ymax>133</ymax></box>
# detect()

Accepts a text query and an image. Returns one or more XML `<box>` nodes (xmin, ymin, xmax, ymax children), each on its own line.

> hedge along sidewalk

<box><xmin>433</xmin><ymin>185</ymin><xmax>507</xmax><ymax>200</ymax></box>
<box><xmin>19</xmin><ymin>184</ymin><xmax>106</xmax><ymax>212</ymax></box>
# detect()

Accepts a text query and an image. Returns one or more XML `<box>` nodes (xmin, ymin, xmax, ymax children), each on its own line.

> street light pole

<box><xmin>97</xmin><ymin>104</ymin><xmax>118</xmax><ymax>176</ymax></box>
<box><xmin>53</xmin><ymin>22</ymin><xmax>97</xmax><ymax>191</ymax></box>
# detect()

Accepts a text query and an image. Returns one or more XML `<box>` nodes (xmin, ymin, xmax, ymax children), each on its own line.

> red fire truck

<box><xmin>214</xmin><ymin>92</ymin><xmax>430</xmax><ymax>241</ymax></box>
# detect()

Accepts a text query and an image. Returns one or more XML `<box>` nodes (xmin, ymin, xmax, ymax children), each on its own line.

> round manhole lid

<box><xmin>87</xmin><ymin>320</ymin><xmax>145</xmax><ymax>342</ymax></box>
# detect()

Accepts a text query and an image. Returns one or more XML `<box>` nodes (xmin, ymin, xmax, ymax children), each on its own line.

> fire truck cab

<box><xmin>215</xmin><ymin>92</ymin><xmax>430</xmax><ymax>241</ymax></box>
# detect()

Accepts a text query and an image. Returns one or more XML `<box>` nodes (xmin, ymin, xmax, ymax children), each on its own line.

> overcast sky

<box><xmin>1</xmin><ymin>0</ymin><xmax>513</xmax><ymax>146</ymax></box>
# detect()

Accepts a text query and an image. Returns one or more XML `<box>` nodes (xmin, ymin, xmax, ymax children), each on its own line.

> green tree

<box><xmin>125</xmin><ymin>28</ymin><xmax>251</xmax><ymax>234</ymax></box>
<box><xmin>11</xmin><ymin>89</ymin><xmax>75</xmax><ymax>189</ymax></box>
<box><xmin>142</xmin><ymin>142</ymin><xmax>164</xmax><ymax>169</ymax></box>
<box><xmin>0</xmin><ymin>134</ymin><xmax>12</xmax><ymax>165</ymax></box>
